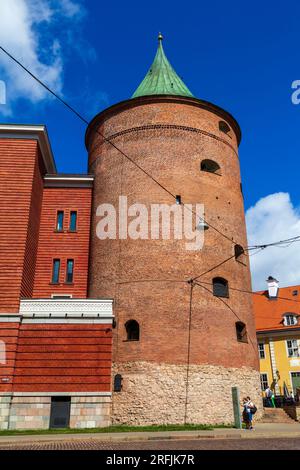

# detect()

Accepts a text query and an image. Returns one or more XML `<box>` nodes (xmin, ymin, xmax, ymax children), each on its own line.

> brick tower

<box><xmin>85</xmin><ymin>35</ymin><xmax>262</xmax><ymax>424</ymax></box>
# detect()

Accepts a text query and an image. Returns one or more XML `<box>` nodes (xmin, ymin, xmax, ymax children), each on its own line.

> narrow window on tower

<box><xmin>52</xmin><ymin>259</ymin><xmax>60</xmax><ymax>284</ymax></box>
<box><xmin>234</xmin><ymin>244</ymin><xmax>244</xmax><ymax>261</ymax></box>
<box><xmin>56</xmin><ymin>211</ymin><xmax>64</xmax><ymax>231</ymax></box>
<box><xmin>200</xmin><ymin>159</ymin><xmax>221</xmax><ymax>175</ymax></box>
<box><xmin>212</xmin><ymin>277</ymin><xmax>229</xmax><ymax>298</ymax></box>
<box><xmin>69</xmin><ymin>211</ymin><xmax>77</xmax><ymax>231</ymax></box>
<box><xmin>125</xmin><ymin>320</ymin><xmax>140</xmax><ymax>341</ymax></box>
<box><xmin>114</xmin><ymin>374</ymin><xmax>123</xmax><ymax>392</ymax></box>
<box><xmin>219</xmin><ymin>120</ymin><xmax>231</xmax><ymax>136</ymax></box>
<box><xmin>236</xmin><ymin>322</ymin><xmax>248</xmax><ymax>343</ymax></box>
<box><xmin>66</xmin><ymin>259</ymin><xmax>74</xmax><ymax>283</ymax></box>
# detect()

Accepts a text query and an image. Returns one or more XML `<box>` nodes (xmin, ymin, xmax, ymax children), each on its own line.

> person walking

<box><xmin>265</xmin><ymin>386</ymin><xmax>274</xmax><ymax>407</ymax></box>
<box><xmin>242</xmin><ymin>397</ymin><xmax>251</xmax><ymax>429</ymax></box>
<box><xmin>242</xmin><ymin>396</ymin><xmax>256</xmax><ymax>429</ymax></box>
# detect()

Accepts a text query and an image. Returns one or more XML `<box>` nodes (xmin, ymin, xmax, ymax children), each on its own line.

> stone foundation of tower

<box><xmin>112</xmin><ymin>362</ymin><xmax>263</xmax><ymax>425</ymax></box>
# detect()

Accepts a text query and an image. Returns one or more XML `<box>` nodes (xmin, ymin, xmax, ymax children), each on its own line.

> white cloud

<box><xmin>0</xmin><ymin>0</ymin><xmax>86</xmax><ymax>115</ymax></box>
<box><xmin>246</xmin><ymin>193</ymin><xmax>300</xmax><ymax>291</ymax></box>
<box><xmin>59</xmin><ymin>0</ymin><xmax>84</xmax><ymax>18</ymax></box>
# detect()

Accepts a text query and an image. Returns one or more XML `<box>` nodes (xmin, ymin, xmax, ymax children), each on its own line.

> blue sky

<box><xmin>0</xmin><ymin>0</ymin><xmax>300</xmax><ymax>288</ymax></box>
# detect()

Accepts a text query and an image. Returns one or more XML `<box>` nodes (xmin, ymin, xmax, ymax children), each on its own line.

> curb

<box><xmin>0</xmin><ymin>429</ymin><xmax>300</xmax><ymax>445</ymax></box>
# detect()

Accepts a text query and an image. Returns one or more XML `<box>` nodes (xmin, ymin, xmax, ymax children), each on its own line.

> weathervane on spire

<box><xmin>131</xmin><ymin>33</ymin><xmax>194</xmax><ymax>99</ymax></box>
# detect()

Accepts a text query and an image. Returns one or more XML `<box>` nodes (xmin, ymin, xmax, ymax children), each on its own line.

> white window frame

<box><xmin>260</xmin><ymin>372</ymin><xmax>269</xmax><ymax>391</ymax></box>
<box><xmin>258</xmin><ymin>342</ymin><xmax>265</xmax><ymax>359</ymax></box>
<box><xmin>286</xmin><ymin>339</ymin><xmax>300</xmax><ymax>358</ymax></box>
<box><xmin>289</xmin><ymin>371</ymin><xmax>300</xmax><ymax>394</ymax></box>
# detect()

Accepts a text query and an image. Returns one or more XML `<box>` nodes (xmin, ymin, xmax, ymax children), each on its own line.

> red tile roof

<box><xmin>254</xmin><ymin>285</ymin><xmax>300</xmax><ymax>332</ymax></box>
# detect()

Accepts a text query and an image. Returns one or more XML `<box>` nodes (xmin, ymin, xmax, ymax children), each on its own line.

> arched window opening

<box><xmin>200</xmin><ymin>159</ymin><xmax>221</xmax><ymax>175</ymax></box>
<box><xmin>125</xmin><ymin>320</ymin><xmax>140</xmax><ymax>341</ymax></box>
<box><xmin>236</xmin><ymin>322</ymin><xmax>248</xmax><ymax>343</ymax></box>
<box><xmin>234</xmin><ymin>244</ymin><xmax>244</xmax><ymax>260</ymax></box>
<box><xmin>219</xmin><ymin>120</ymin><xmax>231</xmax><ymax>135</ymax></box>
<box><xmin>213</xmin><ymin>277</ymin><xmax>229</xmax><ymax>298</ymax></box>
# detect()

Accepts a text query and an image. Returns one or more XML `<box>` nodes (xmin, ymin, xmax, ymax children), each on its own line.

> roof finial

<box><xmin>158</xmin><ymin>32</ymin><xmax>163</xmax><ymax>42</ymax></box>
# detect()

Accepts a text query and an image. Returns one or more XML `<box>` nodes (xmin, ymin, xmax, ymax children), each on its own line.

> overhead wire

<box><xmin>2</xmin><ymin>45</ymin><xmax>300</xmax><ymax>255</ymax></box>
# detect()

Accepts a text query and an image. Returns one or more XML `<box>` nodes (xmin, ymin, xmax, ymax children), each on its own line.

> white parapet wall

<box><xmin>19</xmin><ymin>298</ymin><xmax>114</xmax><ymax>323</ymax></box>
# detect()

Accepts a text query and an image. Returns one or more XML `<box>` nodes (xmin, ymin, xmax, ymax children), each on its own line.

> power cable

<box><xmin>194</xmin><ymin>281</ymin><xmax>257</xmax><ymax>353</ymax></box>
<box><xmin>195</xmin><ymin>279</ymin><xmax>300</xmax><ymax>304</ymax></box>
<box><xmin>184</xmin><ymin>281</ymin><xmax>194</xmax><ymax>424</ymax></box>
<box><xmin>0</xmin><ymin>44</ymin><xmax>242</xmax><ymax>247</ymax></box>
<box><xmin>3</xmin><ymin>46</ymin><xmax>300</xmax><ymax>254</ymax></box>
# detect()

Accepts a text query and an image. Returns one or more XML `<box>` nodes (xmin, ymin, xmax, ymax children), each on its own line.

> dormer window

<box><xmin>283</xmin><ymin>314</ymin><xmax>298</xmax><ymax>326</ymax></box>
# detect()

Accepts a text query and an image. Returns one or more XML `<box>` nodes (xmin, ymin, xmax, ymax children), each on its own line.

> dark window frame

<box><xmin>236</xmin><ymin>321</ymin><xmax>248</xmax><ymax>343</ymax></box>
<box><xmin>56</xmin><ymin>211</ymin><xmax>64</xmax><ymax>232</ymax></box>
<box><xmin>65</xmin><ymin>259</ymin><xmax>74</xmax><ymax>284</ymax></box>
<box><xmin>234</xmin><ymin>244</ymin><xmax>245</xmax><ymax>261</ymax></box>
<box><xmin>212</xmin><ymin>277</ymin><xmax>229</xmax><ymax>298</ymax></box>
<box><xmin>258</xmin><ymin>342</ymin><xmax>265</xmax><ymax>359</ymax></box>
<box><xmin>219</xmin><ymin>120</ymin><xmax>231</xmax><ymax>136</ymax></box>
<box><xmin>114</xmin><ymin>374</ymin><xmax>123</xmax><ymax>392</ymax></box>
<box><xmin>125</xmin><ymin>320</ymin><xmax>140</xmax><ymax>341</ymax></box>
<box><xmin>200</xmin><ymin>159</ymin><xmax>221</xmax><ymax>175</ymax></box>
<box><xmin>260</xmin><ymin>373</ymin><xmax>269</xmax><ymax>391</ymax></box>
<box><xmin>69</xmin><ymin>211</ymin><xmax>77</xmax><ymax>232</ymax></box>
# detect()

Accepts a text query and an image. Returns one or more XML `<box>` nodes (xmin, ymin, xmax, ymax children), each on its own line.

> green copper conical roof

<box><xmin>132</xmin><ymin>34</ymin><xmax>194</xmax><ymax>99</ymax></box>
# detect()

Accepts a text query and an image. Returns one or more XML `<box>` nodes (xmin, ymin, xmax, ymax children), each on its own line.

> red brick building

<box><xmin>0</xmin><ymin>37</ymin><xmax>261</xmax><ymax>429</ymax></box>
<box><xmin>0</xmin><ymin>125</ymin><xmax>113</xmax><ymax>429</ymax></box>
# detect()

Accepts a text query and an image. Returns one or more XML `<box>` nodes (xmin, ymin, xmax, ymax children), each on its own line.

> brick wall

<box><xmin>21</xmin><ymin>152</ymin><xmax>45</xmax><ymax>299</ymax></box>
<box><xmin>0</xmin><ymin>139</ymin><xmax>42</xmax><ymax>312</ymax></box>
<box><xmin>87</xmin><ymin>96</ymin><xmax>258</xmax><ymax>371</ymax></box>
<box><xmin>0</xmin><ymin>322</ymin><xmax>112</xmax><ymax>393</ymax></box>
<box><xmin>0</xmin><ymin>321</ymin><xmax>20</xmax><ymax>394</ymax></box>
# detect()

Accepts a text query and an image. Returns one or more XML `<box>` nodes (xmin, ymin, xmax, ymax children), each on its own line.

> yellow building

<box><xmin>254</xmin><ymin>277</ymin><xmax>300</xmax><ymax>397</ymax></box>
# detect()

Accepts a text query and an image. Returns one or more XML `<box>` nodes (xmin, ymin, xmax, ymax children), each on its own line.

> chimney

<box><xmin>266</xmin><ymin>276</ymin><xmax>279</xmax><ymax>299</ymax></box>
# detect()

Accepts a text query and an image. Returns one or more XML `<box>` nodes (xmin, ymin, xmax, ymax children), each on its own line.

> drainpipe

<box><xmin>269</xmin><ymin>338</ymin><xmax>280</xmax><ymax>395</ymax></box>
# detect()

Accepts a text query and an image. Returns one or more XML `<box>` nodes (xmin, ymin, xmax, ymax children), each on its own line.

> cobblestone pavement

<box><xmin>0</xmin><ymin>438</ymin><xmax>300</xmax><ymax>450</ymax></box>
